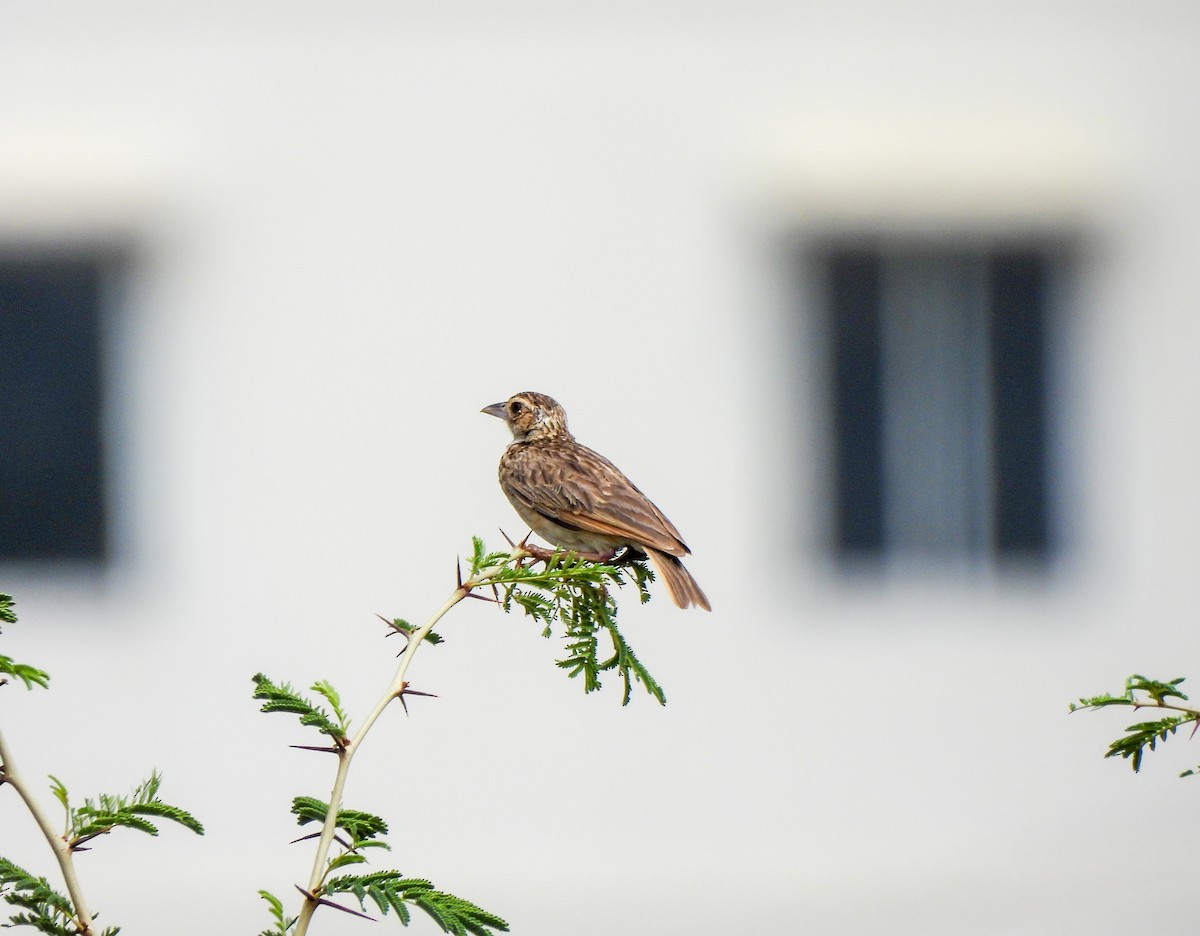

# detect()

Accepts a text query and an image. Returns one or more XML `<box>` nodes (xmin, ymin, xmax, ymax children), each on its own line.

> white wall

<box><xmin>3</xmin><ymin>4</ymin><xmax>1199</xmax><ymax>933</ymax></box>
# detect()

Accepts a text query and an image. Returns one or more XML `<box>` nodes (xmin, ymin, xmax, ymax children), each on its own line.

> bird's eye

<box><xmin>510</xmin><ymin>401</ymin><xmax>524</xmax><ymax>414</ymax></box>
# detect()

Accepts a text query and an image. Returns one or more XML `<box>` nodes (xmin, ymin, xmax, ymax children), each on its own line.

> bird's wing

<box><xmin>503</xmin><ymin>441</ymin><xmax>690</xmax><ymax>556</ymax></box>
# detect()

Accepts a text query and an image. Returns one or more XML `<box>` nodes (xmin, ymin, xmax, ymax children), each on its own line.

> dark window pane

<box><xmin>0</xmin><ymin>255</ymin><xmax>109</xmax><ymax>563</ymax></box>
<box><xmin>988</xmin><ymin>251</ymin><xmax>1050</xmax><ymax>558</ymax></box>
<box><xmin>828</xmin><ymin>248</ymin><xmax>885</xmax><ymax>557</ymax></box>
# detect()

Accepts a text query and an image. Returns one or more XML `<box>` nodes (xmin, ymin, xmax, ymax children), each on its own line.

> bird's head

<box><xmin>481</xmin><ymin>391</ymin><xmax>572</xmax><ymax>443</ymax></box>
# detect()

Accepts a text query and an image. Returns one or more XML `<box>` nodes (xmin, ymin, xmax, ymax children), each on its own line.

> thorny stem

<box><xmin>291</xmin><ymin>554</ymin><xmax>519</xmax><ymax>936</ymax></box>
<box><xmin>1131</xmin><ymin>700</ymin><xmax>1200</xmax><ymax>718</ymax></box>
<box><xmin>0</xmin><ymin>727</ymin><xmax>97</xmax><ymax>935</ymax></box>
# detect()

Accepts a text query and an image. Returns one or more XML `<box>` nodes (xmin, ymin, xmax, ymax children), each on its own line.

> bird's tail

<box><xmin>644</xmin><ymin>547</ymin><xmax>711</xmax><ymax>611</ymax></box>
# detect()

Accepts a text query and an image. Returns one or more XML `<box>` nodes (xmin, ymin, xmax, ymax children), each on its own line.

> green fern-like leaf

<box><xmin>599</xmin><ymin>617</ymin><xmax>666</xmax><ymax>706</ymax></box>
<box><xmin>1071</xmin><ymin>674</ymin><xmax>1190</xmax><ymax>712</ymax></box>
<box><xmin>506</xmin><ymin>589</ymin><xmax>556</xmax><ymax>626</ymax></box>
<box><xmin>556</xmin><ymin>590</ymin><xmax>604</xmax><ymax>694</ymax></box>
<box><xmin>252</xmin><ymin>673</ymin><xmax>346</xmax><ymax>740</ymax></box>
<box><xmin>0</xmin><ymin>655</ymin><xmax>49</xmax><ymax>691</ymax></box>
<box><xmin>73</xmin><ymin>813</ymin><xmax>159</xmax><ymax>840</ymax></box>
<box><xmin>0</xmin><ymin>595</ymin><xmax>50</xmax><ymax>690</ymax></box>
<box><xmin>311</xmin><ymin>680</ymin><xmax>353</xmax><ymax>735</ymax></box>
<box><xmin>1126</xmin><ymin>674</ymin><xmax>1189</xmax><ymax>704</ymax></box>
<box><xmin>469</xmin><ymin>538</ymin><xmax>513</xmax><ymax>577</ymax></box>
<box><xmin>0</xmin><ymin>857</ymin><xmax>79</xmax><ymax>934</ymax></box>
<box><xmin>470</xmin><ymin>536</ymin><xmax>486</xmax><ymax>573</ymax></box>
<box><xmin>473</xmin><ymin>541</ymin><xmax>668</xmax><ymax>705</ymax></box>
<box><xmin>291</xmin><ymin>797</ymin><xmax>389</xmax><ymax>841</ymax></box>
<box><xmin>624</xmin><ymin>559</ymin><xmax>656</xmax><ymax>603</ymax></box>
<box><xmin>328</xmin><ymin>853</ymin><xmax>369</xmax><ymax>872</ymax></box>
<box><xmin>256</xmin><ymin>889</ymin><xmax>295</xmax><ymax>936</ymax></box>
<box><xmin>125</xmin><ymin>799</ymin><xmax>205</xmax><ymax>831</ymax></box>
<box><xmin>48</xmin><ymin>775</ymin><xmax>70</xmax><ymax>814</ymax></box>
<box><xmin>1105</xmin><ymin>716</ymin><xmax>1192</xmax><ymax>772</ymax></box>
<box><xmin>327</xmin><ymin>871</ymin><xmax>413</xmax><ymax>924</ymax></box>
<box><xmin>1072</xmin><ymin>674</ymin><xmax>1200</xmax><ymax>776</ymax></box>
<box><xmin>324</xmin><ymin>871</ymin><xmax>508</xmax><ymax>936</ymax></box>
<box><xmin>68</xmin><ymin>771</ymin><xmax>203</xmax><ymax>847</ymax></box>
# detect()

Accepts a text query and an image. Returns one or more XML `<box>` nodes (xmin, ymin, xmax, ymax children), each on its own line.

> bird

<box><xmin>481</xmin><ymin>391</ymin><xmax>710</xmax><ymax>611</ymax></box>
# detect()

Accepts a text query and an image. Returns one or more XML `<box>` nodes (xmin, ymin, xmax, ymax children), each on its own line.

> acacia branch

<box><xmin>1131</xmin><ymin>700</ymin><xmax>1200</xmax><ymax>718</ymax></box>
<box><xmin>0</xmin><ymin>727</ymin><xmax>96</xmax><ymax>934</ymax></box>
<box><xmin>291</xmin><ymin>554</ymin><xmax>518</xmax><ymax>936</ymax></box>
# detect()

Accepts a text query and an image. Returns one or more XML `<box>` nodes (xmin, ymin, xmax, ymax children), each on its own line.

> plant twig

<box><xmin>291</xmin><ymin>554</ymin><xmax>515</xmax><ymax>935</ymax></box>
<box><xmin>0</xmin><ymin>727</ymin><xmax>96</xmax><ymax>935</ymax></box>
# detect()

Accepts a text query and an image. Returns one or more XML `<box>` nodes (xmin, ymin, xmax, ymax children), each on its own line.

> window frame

<box><xmin>799</xmin><ymin>230</ymin><xmax>1079</xmax><ymax>575</ymax></box>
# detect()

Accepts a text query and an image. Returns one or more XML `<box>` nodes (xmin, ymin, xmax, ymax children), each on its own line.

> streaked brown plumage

<box><xmin>482</xmin><ymin>391</ymin><xmax>710</xmax><ymax>611</ymax></box>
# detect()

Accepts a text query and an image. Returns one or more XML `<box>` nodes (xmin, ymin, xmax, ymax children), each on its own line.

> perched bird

<box><xmin>482</xmin><ymin>391</ymin><xmax>710</xmax><ymax>611</ymax></box>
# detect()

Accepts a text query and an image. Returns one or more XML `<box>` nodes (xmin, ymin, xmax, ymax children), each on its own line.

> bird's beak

<box><xmin>481</xmin><ymin>402</ymin><xmax>508</xmax><ymax>420</ymax></box>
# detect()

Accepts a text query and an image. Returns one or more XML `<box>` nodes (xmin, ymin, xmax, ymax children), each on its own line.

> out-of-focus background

<box><xmin>2</xmin><ymin>3</ymin><xmax>1199</xmax><ymax>933</ymax></box>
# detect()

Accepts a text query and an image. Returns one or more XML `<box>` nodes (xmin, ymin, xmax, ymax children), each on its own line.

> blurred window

<box><xmin>0</xmin><ymin>251</ymin><xmax>117</xmax><ymax>565</ymax></box>
<box><xmin>816</xmin><ymin>240</ymin><xmax>1064</xmax><ymax>570</ymax></box>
